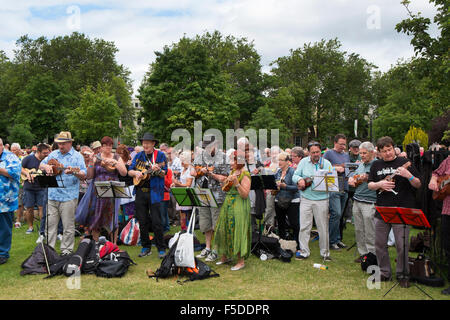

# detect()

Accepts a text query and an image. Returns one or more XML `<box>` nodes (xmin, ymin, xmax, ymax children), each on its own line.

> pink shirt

<box><xmin>432</xmin><ymin>156</ymin><xmax>450</xmax><ymax>215</ymax></box>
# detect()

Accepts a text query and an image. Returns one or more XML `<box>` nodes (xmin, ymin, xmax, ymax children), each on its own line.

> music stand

<box><xmin>376</xmin><ymin>206</ymin><xmax>433</xmax><ymax>299</ymax></box>
<box><xmin>94</xmin><ymin>181</ymin><xmax>132</xmax><ymax>243</ymax></box>
<box><xmin>250</xmin><ymin>175</ymin><xmax>278</xmax><ymax>256</ymax></box>
<box><xmin>34</xmin><ymin>174</ymin><xmax>64</xmax><ymax>275</ymax></box>
<box><xmin>171</xmin><ymin>187</ymin><xmax>218</xmax><ymax>232</ymax></box>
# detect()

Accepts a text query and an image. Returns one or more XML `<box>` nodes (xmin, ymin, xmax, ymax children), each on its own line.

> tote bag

<box><xmin>174</xmin><ymin>209</ymin><xmax>196</xmax><ymax>268</ymax></box>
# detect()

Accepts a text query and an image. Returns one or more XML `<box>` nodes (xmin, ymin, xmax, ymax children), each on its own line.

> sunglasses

<box><xmin>308</xmin><ymin>141</ymin><xmax>321</xmax><ymax>148</ymax></box>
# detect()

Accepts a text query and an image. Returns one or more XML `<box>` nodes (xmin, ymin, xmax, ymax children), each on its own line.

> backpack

<box><xmin>81</xmin><ymin>240</ymin><xmax>100</xmax><ymax>274</ymax></box>
<box><xmin>361</xmin><ymin>252</ymin><xmax>378</xmax><ymax>272</ymax></box>
<box><xmin>95</xmin><ymin>251</ymin><xmax>136</xmax><ymax>278</ymax></box>
<box><xmin>176</xmin><ymin>258</ymin><xmax>220</xmax><ymax>284</ymax></box>
<box><xmin>147</xmin><ymin>238</ymin><xmax>178</xmax><ymax>280</ymax></box>
<box><xmin>21</xmin><ymin>243</ymin><xmax>63</xmax><ymax>276</ymax></box>
<box><xmin>408</xmin><ymin>254</ymin><xmax>445</xmax><ymax>287</ymax></box>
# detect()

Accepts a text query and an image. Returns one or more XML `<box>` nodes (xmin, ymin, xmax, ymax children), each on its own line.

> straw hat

<box><xmin>54</xmin><ymin>131</ymin><xmax>74</xmax><ymax>143</ymax></box>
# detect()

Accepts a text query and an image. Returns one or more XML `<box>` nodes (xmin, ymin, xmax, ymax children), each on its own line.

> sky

<box><xmin>0</xmin><ymin>0</ymin><xmax>439</xmax><ymax>96</ymax></box>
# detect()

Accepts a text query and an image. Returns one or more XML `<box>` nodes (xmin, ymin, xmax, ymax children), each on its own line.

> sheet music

<box><xmin>312</xmin><ymin>169</ymin><xmax>340</xmax><ymax>192</ymax></box>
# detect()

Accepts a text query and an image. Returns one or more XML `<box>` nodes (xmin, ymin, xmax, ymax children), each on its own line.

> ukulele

<box><xmin>432</xmin><ymin>174</ymin><xmax>450</xmax><ymax>201</ymax></box>
<box><xmin>96</xmin><ymin>154</ymin><xmax>117</xmax><ymax>172</ymax></box>
<box><xmin>353</xmin><ymin>174</ymin><xmax>368</xmax><ymax>187</ymax></box>
<box><xmin>299</xmin><ymin>177</ymin><xmax>313</xmax><ymax>191</ymax></box>
<box><xmin>21</xmin><ymin>168</ymin><xmax>44</xmax><ymax>182</ymax></box>
<box><xmin>222</xmin><ymin>171</ymin><xmax>240</xmax><ymax>192</ymax></box>
<box><xmin>194</xmin><ymin>165</ymin><xmax>215</xmax><ymax>177</ymax></box>
<box><xmin>379</xmin><ymin>161</ymin><xmax>411</xmax><ymax>194</ymax></box>
<box><xmin>47</xmin><ymin>159</ymin><xmax>80</xmax><ymax>175</ymax></box>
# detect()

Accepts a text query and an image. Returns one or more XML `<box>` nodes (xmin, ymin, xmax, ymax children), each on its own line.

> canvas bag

<box><xmin>174</xmin><ymin>209</ymin><xmax>196</xmax><ymax>268</ymax></box>
<box><xmin>119</xmin><ymin>218</ymin><xmax>140</xmax><ymax>246</ymax></box>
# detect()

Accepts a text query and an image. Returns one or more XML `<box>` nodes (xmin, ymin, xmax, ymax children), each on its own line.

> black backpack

<box><xmin>95</xmin><ymin>251</ymin><xmax>136</xmax><ymax>278</ymax></box>
<box><xmin>147</xmin><ymin>239</ymin><xmax>178</xmax><ymax>280</ymax></box>
<box><xmin>177</xmin><ymin>258</ymin><xmax>220</xmax><ymax>284</ymax></box>
<box><xmin>361</xmin><ymin>252</ymin><xmax>378</xmax><ymax>272</ymax></box>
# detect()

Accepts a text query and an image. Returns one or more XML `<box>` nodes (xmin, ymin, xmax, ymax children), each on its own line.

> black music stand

<box><xmin>171</xmin><ymin>187</ymin><xmax>218</xmax><ymax>232</ymax></box>
<box><xmin>376</xmin><ymin>206</ymin><xmax>433</xmax><ymax>299</ymax></box>
<box><xmin>34</xmin><ymin>174</ymin><xmax>64</xmax><ymax>275</ymax></box>
<box><xmin>94</xmin><ymin>181</ymin><xmax>132</xmax><ymax>243</ymax></box>
<box><xmin>250</xmin><ymin>174</ymin><xmax>277</xmax><ymax>255</ymax></box>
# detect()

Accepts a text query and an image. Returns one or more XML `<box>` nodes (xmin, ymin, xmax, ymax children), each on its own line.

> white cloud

<box><xmin>0</xmin><ymin>0</ymin><xmax>440</xmax><ymax>95</ymax></box>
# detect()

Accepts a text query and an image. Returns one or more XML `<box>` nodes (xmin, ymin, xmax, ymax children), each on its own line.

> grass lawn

<box><xmin>1</xmin><ymin>219</ymin><xmax>449</xmax><ymax>300</ymax></box>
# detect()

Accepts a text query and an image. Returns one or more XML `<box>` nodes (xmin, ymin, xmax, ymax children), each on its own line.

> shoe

<box><xmin>25</xmin><ymin>228</ymin><xmax>34</xmax><ymax>235</ymax></box>
<box><xmin>0</xmin><ymin>257</ymin><xmax>8</xmax><ymax>265</ymax></box>
<box><xmin>380</xmin><ymin>275</ymin><xmax>392</xmax><ymax>282</ymax></box>
<box><xmin>336</xmin><ymin>241</ymin><xmax>347</xmax><ymax>249</ymax></box>
<box><xmin>441</xmin><ymin>287</ymin><xmax>450</xmax><ymax>295</ymax></box>
<box><xmin>399</xmin><ymin>278</ymin><xmax>410</xmax><ymax>288</ymax></box>
<box><xmin>354</xmin><ymin>256</ymin><xmax>363</xmax><ymax>263</ymax></box>
<box><xmin>158</xmin><ymin>250</ymin><xmax>166</xmax><ymax>259</ymax></box>
<box><xmin>330</xmin><ymin>243</ymin><xmax>341</xmax><ymax>250</ymax></box>
<box><xmin>14</xmin><ymin>222</ymin><xmax>21</xmax><ymax>229</ymax></box>
<box><xmin>138</xmin><ymin>248</ymin><xmax>152</xmax><ymax>257</ymax></box>
<box><xmin>216</xmin><ymin>258</ymin><xmax>232</xmax><ymax>265</ymax></box>
<box><xmin>57</xmin><ymin>234</ymin><xmax>63</xmax><ymax>241</ymax></box>
<box><xmin>230</xmin><ymin>264</ymin><xmax>245</xmax><ymax>271</ymax></box>
<box><xmin>322</xmin><ymin>256</ymin><xmax>332</xmax><ymax>262</ymax></box>
<box><xmin>36</xmin><ymin>234</ymin><xmax>45</xmax><ymax>244</ymax></box>
<box><xmin>295</xmin><ymin>251</ymin><xmax>307</xmax><ymax>260</ymax></box>
<box><xmin>205</xmin><ymin>251</ymin><xmax>218</xmax><ymax>262</ymax></box>
<box><xmin>196</xmin><ymin>248</ymin><xmax>211</xmax><ymax>259</ymax></box>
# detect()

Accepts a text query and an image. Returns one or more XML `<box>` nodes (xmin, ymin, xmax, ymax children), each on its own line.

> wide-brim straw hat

<box><xmin>54</xmin><ymin>131</ymin><xmax>74</xmax><ymax>143</ymax></box>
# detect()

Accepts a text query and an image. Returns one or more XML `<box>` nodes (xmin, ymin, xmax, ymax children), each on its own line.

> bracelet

<box><xmin>236</xmin><ymin>183</ymin><xmax>241</xmax><ymax>188</ymax></box>
<box><xmin>408</xmin><ymin>175</ymin><xmax>415</xmax><ymax>181</ymax></box>
<box><xmin>88</xmin><ymin>165</ymin><xmax>94</xmax><ymax>168</ymax></box>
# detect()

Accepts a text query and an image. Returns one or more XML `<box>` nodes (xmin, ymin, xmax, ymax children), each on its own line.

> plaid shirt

<box><xmin>432</xmin><ymin>156</ymin><xmax>450</xmax><ymax>215</ymax></box>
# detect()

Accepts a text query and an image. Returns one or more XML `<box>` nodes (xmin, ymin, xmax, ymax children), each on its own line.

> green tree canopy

<box><xmin>67</xmin><ymin>87</ymin><xmax>122</xmax><ymax>144</ymax></box>
<box><xmin>268</xmin><ymin>39</ymin><xmax>375</xmax><ymax>145</ymax></box>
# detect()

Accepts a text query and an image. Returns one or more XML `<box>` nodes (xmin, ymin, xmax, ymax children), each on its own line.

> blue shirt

<box><xmin>129</xmin><ymin>150</ymin><xmax>167</xmax><ymax>204</ymax></box>
<box><xmin>292</xmin><ymin>156</ymin><xmax>333</xmax><ymax>201</ymax></box>
<box><xmin>0</xmin><ymin>150</ymin><xmax>22</xmax><ymax>212</ymax></box>
<box><xmin>41</xmin><ymin>147</ymin><xmax>87</xmax><ymax>202</ymax></box>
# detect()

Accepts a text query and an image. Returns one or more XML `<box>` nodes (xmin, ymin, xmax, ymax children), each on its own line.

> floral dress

<box><xmin>213</xmin><ymin>170</ymin><xmax>251</xmax><ymax>259</ymax></box>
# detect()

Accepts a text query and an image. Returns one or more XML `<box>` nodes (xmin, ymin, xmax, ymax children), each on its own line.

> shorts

<box><xmin>23</xmin><ymin>189</ymin><xmax>46</xmax><ymax>209</ymax></box>
<box><xmin>198</xmin><ymin>206</ymin><xmax>221</xmax><ymax>233</ymax></box>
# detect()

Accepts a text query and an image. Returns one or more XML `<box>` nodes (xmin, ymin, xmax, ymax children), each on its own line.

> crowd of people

<box><xmin>0</xmin><ymin>130</ymin><xmax>449</xmax><ymax>295</ymax></box>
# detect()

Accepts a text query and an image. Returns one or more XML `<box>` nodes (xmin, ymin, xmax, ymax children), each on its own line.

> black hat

<box><xmin>202</xmin><ymin>135</ymin><xmax>216</xmax><ymax>148</ymax></box>
<box><xmin>140</xmin><ymin>132</ymin><xmax>159</xmax><ymax>145</ymax></box>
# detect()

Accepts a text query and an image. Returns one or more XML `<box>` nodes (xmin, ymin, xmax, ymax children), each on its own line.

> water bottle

<box><xmin>313</xmin><ymin>263</ymin><xmax>328</xmax><ymax>270</ymax></box>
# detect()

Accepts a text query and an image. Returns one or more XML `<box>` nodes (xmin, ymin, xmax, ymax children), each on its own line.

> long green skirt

<box><xmin>213</xmin><ymin>187</ymin><xmax>251</xmax><ymax>259</ymax></box>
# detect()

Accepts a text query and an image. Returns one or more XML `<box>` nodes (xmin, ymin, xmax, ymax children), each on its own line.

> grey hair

<box><xmin>0</xmin><ymin>138</ymin><xmax>3</xmax><ymax>145</ymax></box>
<box><xmin>11</xmin><ymin>143</ymin><xmax>21</xmax><ymax>150</ymax></box>
<box><xmin>359</xmin><ymin>142</ymin><xmax>375</xmax><ymax>153</ymax></box>
<box><xmin>291</xmin><ymin>146</ymin><xmax>304</xmax><ymax>158</ymax></box>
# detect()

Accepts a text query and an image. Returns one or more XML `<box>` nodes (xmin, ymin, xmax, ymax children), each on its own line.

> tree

<box><xmin>138</xmin><ymin>36</ymin><xmax>239</xmax><ymax>143</ymax></box>
<box><xmin>403</xmin><ymin>126</ymin><xmax>429</xmax><ymax>150</ymax></box>
<box><xmin>67</xmin><ymin>87</ymin><xmax>122</xmax><ymax>143</ymax></box>
<box><xmin>245</xmin><ymin>104</ymin><xmax>291</xmax><ymax>148</ymax></box>
<box><xmin>7</xmin><ymin>124</ymin><xmax>35</xmax><ymax>147</ymax></box>
<box><xmin>197</xmin><ymin>31</ymin><xmax>265</xmax><ymax>127</ymax></box>
<box><xmin>269</xmin><ymin>39</ymin><xmax>375</xmax><ymax>145</ymax></box>
<box><xmin>15</xmin><ymin>73</ymin><xmax>74</xmax><ymax>143</ymax></box>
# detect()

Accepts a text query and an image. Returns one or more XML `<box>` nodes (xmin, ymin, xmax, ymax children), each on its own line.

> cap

<box><xmin>349</xmin><ymin>139</ymin><xmax>362</xmax><ymax>148</ymax></box>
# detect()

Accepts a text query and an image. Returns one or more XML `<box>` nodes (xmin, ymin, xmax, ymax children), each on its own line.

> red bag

<box><xmin>99</xmin><ymin>241</ymin><xmax>120</xmax><ymax>259</ymax></box>
<box><xmin>119</xmin><ymin>218</ymin><xmax>140</xmax><ymax>246</ymax></box>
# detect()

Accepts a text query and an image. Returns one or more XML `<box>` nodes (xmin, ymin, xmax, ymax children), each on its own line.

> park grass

<box><xmin>1</xmin><ymin>220</ymin><xmax>449</xmax><ymax>300</ymax></box>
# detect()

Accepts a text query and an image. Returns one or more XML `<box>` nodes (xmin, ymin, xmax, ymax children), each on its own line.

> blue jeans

<box><xmin>329</xmin><ymin>192</ymin><xmax>348</xmax><ymax>245</ymax></box>
<box><xmin>159</xmin><ymin>200</ymin><xmax>170</xmax><ymax>233</ymax></box>
<box><xmin>0</xmin><ymin>212</ymin><xmax>14</xmax><ymax>258</ymax></box>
